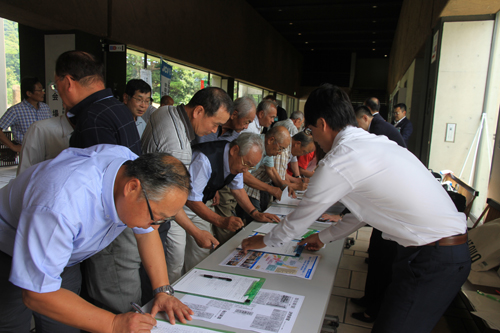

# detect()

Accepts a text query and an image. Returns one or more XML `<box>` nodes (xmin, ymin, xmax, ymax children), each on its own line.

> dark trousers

<box><xmin>0</xmin><ymin>251</ymin><xmax>81</xmax><ymax>333</ymax></box>
<box><xmin>364</xmin><ymin>229</ymin><xmax>397</xmax><ymax>317</ymax></box>
<box><xmin>372</xmin><ymin>242</ymin><xmax>471</xmax><ymax>333</ymax></box>
<box><xmin>235</xmin><ymin>196</ymin><xmax>262</xmax><ymax>225</ymax></box>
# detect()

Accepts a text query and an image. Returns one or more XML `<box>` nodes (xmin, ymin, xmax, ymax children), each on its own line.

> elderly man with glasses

<box><xmin>236</xmin><ymin>126</ymin><xmax>293</xmax><ymax>223</ymax></box>
<box><xmin>123</xmin><ymin>79</ymin><xmax>152</xmax><ymax>138</ymax></box>
<box><xmin>181</xmin><ymin>133</ymin><xmax>280</xmax><ymax>271</ymax></box>
<box><xmin>0</xmin><ymin>144</ymin><xmax>193</xmax><ymax>332</ymax></box>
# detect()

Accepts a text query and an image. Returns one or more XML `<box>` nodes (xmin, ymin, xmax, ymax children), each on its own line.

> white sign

<box><xmin>108</xmin><ymin>44</ymin><xmax>125</xmax><ymax>52</ymax></box>
<box><xmin>140</xmin><ymin>69</ymin><xmax>152</xmax><ymax>89</ymax></box>
<box><xmin>47</xmin><ymin>82</ymin><xmax>64</xmax><ymax>116</ymax></box>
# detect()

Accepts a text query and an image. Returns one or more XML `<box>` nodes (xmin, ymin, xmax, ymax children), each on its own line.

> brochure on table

<box><xmin>220</xmin><ymin>249</ymin><xmax>320</xmax><ymax>280</ymax></box>
<box><xmin>238</xmin><ymin>232</ymin><xmax>304</xmax><ymax>257</ymax></box>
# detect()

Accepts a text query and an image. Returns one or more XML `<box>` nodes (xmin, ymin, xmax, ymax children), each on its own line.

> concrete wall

<box><xmin>428</xmin><ymin>20</ymin><xmax>499</xmax><ymax>216</ymax></box>
<box><xmin>0</xmin><ymin>0</ymin><xmax>302</xmax><ymax>96</ymax></box>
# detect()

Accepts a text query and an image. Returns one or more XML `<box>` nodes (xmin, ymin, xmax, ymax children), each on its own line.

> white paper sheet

<box><xmin>238</xmin><ymin>233</ymin><xmax>302</xmax><ymax>256</ymax></box>
<box><xmin>178</xmin><ymin>289</ymin><xmax>304</xmax><ymax>333</ymax></box>
<box><xmin>220</xmin><ymin>249</ymin><xmax>320</xmax><ymax>280</ymax></box>
<box><xmin>265</xmin><ymin>206</ymin><xmax>295</xmax><ymax>216</ymax></box>
<box><xmin>153</xmin><ymin>320</ymin><xmax>232</xmax><ymax>333</ymax></box>
<box><xmin>173</xmin><ymin>269</ymin><xmax>261</xmax><ymax>303</ymax></box>
<box><xmin>275</xmin><ymin>187</ymin><xmax>301</xmax><ymax>206</ymax></box>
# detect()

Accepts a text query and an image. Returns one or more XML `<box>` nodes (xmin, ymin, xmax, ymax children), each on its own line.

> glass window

<box><xmin>210</xmin><ymin>74</ymin><xmax>222</xmax><ymax>88</ymax></box>
<box><xmin>3</xmin><ymin>19</ymin><xmax>20</xmax><ymax>108</ymax></box>
<box><xmin>146</xmin><ymin>55</ymin><xmax>161</xmax><ymax>104</ymax></box>
<box><xmin>169</xmin><ymin>62</ymin><xmax>208</xmax><ymax>105</ymax></box>
<box><xmin>238</xmin><ymin>82</ymin><xmax>263</xmax><ymax>105</ymax></box>
<box><xmin>126</xmin><ymin>49</ymin><xmax>145</xmax><ymax>82</ymax></box>
<box><xmin>276</xmin><ymin>93</ymin><xmax>284</xmax><ymax>109</ymax></box>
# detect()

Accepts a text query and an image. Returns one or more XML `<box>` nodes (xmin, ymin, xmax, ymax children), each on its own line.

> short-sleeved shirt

<box><xmin>244</xmin><ymin>134</ymin><xmax>274</xmax><ymax>201</ymax></box>
<box><xmin>17</xmin><ymin>115</ymin><xmax>73</xmax><ymax>175</ymax></box>
<box><xmin>0</xmin><ymin>99</ymin><xmax>51</xmax><ymax>143</ymax></box>
<box><xmin>241</xmin><ymin>115</ymin><xmax>262</xmax><ymax>134</ymax></box>
<box><xmin>68</xmin><ymin>88</ymin><xmax>141</xmax><ymax>155</ymax></box>
<box><xmin>141</xmin><ymin>105</ymin><xmax>195</xmax><ymax>167</ymax></box>
<box><xmin>188</xmin><ymin>143</ymin><xmax>243</xmax><ymax>201</ymax></box>
<box><xmin>0</xmin><ymin>144</ymin><xmax>152</xmax><ymax>293</ymax></box>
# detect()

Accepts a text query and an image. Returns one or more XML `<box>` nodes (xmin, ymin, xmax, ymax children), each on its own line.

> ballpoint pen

<box><xmin>202</xmin><ymin>274</ymin><xmax>232</xmax><ymax>281</ymax></box>
<box><xmin>130</xmin><ymin>302</ymin><xmax>157</xmax><ymax>328</ymax></box>
<box><xmin>476</xmin><ymin>290</ymin><xmax>500</xmax><ymax>303</ymax></box>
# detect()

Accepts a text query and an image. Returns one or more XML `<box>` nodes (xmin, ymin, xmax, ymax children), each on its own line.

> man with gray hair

<box><xmin>183</xmin><ymin>133</ymin><xmax>280</xmax><ymax>270</ymax></box>
<box><xmin>0</xmin><ymin>145</ymin><xmax>194</xmax><ymax>332</ymax></box>
<box><xmin>193</xmin><ymin>96</ymin><xmax>256</xmax><ymax>144</ymax></box>
<box><xmin>142</xmin><ymin>87</ymin><xmax>232</xmax><ymax>284</ymax></box>
<box><xmin>273</xmin><ymin>111</ymin><xmax>305</xmax><ymax>178</ymax></box>
<box><xmin>242</xmin><ymin>100</ymin><xmax>277</xmax><ymax>134</ymax></box>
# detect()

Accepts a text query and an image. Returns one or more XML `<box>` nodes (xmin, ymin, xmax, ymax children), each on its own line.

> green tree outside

<box><xmin>3</xmin><ymin>19</ymin><xmax>20</xmax><ymax>107</ymax></box>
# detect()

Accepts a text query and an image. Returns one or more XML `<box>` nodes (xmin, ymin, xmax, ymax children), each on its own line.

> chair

<box><xmin>441</xmin><ymin>173</ymin><xmax>479</xmax><ymax>219</ymax></box>
<box><xmin>471</xmin><ymin>198</ymin><xmax>500</xmax><ymax>228</ymax></box>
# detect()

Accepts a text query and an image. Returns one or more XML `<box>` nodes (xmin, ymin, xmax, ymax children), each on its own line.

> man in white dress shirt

<box><xmin>242</xmin><ymin>100</ymin><xmax>277</xmax><ymax>134</ymax></box>
<box><xmin>242</xmin><ymin>84</ymin><xmax>471</xmax><ymax>333</ymax></box>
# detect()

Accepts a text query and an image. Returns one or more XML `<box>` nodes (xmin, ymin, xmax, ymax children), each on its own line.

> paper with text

<box><xmin>180</xmin><ymin>289</ymin><xmax>304</xmax><ymax>333</ymax></box>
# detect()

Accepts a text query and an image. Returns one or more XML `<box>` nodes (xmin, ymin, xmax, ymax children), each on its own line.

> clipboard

<box><xmin>173</xmin><ymin>268</ymin><xmax>265</xmax><ymax>304</ymax></box>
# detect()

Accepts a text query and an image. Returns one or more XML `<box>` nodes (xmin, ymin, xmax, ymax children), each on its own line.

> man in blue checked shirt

<box><xmin>0</xmin><ymin>77</ymin><xmax>51</xmax><ymax>152</ymax></box>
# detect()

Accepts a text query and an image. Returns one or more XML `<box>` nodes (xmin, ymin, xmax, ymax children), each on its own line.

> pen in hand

<box><xmin>130</xmin><ymin>302</ymin><xmax>157</xmax><ymax>328</ymax></box>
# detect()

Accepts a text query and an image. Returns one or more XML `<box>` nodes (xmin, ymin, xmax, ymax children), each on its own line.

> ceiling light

<box><xmin>372</xmin><ymin>32</ymin><xmax>376</xmax><ymax>34</ymax></box>
<box><xmin>372</xmin><ymin>5</ymin><xmax>377</xmax><ymax>8</ymax></box>
<box><xmin>384</xmin><ymin>54</ymin><xmax>388</xmax><ymax>57</ymax></box>
<box><xmin>372</xmin><ymin>41</ymin><xmax>376</xmax><ymax>43</ymax></box>
<box><xmin>278</xmin><ymin>9</ymin><xmax>282</xmax><ymax>12</ymax></box>
<box><xmin>298</xmin><ymin>33</ymin><xmax>302</xmax><ymax>35</ymax></box>
<box><xmin>372</xmin><ymin>20</ymin><xmax>377</xmax><ymax>23</ymax></box>
<box><xmin>372</xmin><ymin>48</ymin><xmax>376</xmax><ymax>51</ymax></box>
<box><xmin>289</xmin><ymin>22</ymin><xmax>293</xmax><ymax>25</ymax></box>
<box><xmin>305</xmin><ymin>41</ymin><xmax>309</xmax><ymax>44</ymax></box>
<box><xmin>311</xmin><ymin>49</ymin><xmax>314</xmax><ymax>51</ymax></box>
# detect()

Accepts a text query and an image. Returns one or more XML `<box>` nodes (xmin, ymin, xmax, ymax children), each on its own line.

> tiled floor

<box><xmin>322</xmin><ymin>227</ymin><xmax>476</xmax><ymax>333</ymax></box>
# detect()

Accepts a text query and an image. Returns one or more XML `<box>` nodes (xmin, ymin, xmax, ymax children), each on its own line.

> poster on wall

<box><xmin>160</xmin><ymin>59</ymin><xmax>173</xmax><ymax>97</ymax></box>
<box><xmin>431</xmin><ymin>30</ymin><xmax>439</xmax><ymax>64</ymax></box>
<box><xmin>140</xmin><ymin>69</ymin><xmax>153</xmax><ymax>89</ymax></box>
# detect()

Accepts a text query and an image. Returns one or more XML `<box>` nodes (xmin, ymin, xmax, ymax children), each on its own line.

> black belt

<box><xmin>424</xmin><ymin>233</ymin><xmax>467</xmax><ymax>247</ymax></box>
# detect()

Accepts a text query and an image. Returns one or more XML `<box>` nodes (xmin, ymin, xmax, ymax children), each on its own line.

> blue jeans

<box><xmin>372</xmin><ymin>242</ymin><xmax>471</xmax><ymax>333</ymax></box>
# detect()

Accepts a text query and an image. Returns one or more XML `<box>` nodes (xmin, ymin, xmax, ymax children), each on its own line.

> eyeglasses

<box><xmin>274</xmin><ymin>141</ymin><xmax>287</xmax><ymax>153</ymax></box>
<box><xmin>303</xmin><ymin>128</ymin><xmax>312</xmax><ymax>135</ymax></box>
<box><xmin>142</xmin><ymin>187</ymin><xmax>175</xmax><ymax>225</ymax></box>
<box><xmin>50</xmin><ymin>83</ymin><xmax>58</xmax><ymax>93</ymax></box>
<box><xmin>132</xmin><ymin>96</ymin><xmax>150</xmax><ymax>105</ymax></box>
<box><xmin>241</xmin><ymin>156</ymin><xmax>256</xmax><ymax>170</ymax></box>
<box><xmin>33</xmin><ymin>89</ymin><xmax>45</xmax><ymax>92</ymax></box>
<box><xmin>394</xmin><ymin>111</ymin><xmax>402</xmax><ymax>115</ymax></box>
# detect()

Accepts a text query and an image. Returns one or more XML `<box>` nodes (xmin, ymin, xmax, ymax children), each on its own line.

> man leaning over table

<box><xmin>242</xmin><ymin>83</ymin><xmax>471</xmax><ymax>333</ymax></box>
<box><xmin>0</xmin><ymin>144</ymin><xmax>193</xmax><ymax>332</ymax></box>
<box><xmin>184</xmin><ymin>133</ymin><xmax>280</xmax><ymax>271</ymax></box>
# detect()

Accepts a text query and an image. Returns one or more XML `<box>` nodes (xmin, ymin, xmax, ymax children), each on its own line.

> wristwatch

<box><xmin>153</xmin><ymin>285</ymin><xmax>175</xmax><ymax>297</ymax></box>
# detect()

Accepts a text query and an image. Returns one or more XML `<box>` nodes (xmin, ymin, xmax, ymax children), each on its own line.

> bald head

<box><xmin>265</xmin><ymin>126</ymin><xmax>290</xmax><ymax>156</ymax></box>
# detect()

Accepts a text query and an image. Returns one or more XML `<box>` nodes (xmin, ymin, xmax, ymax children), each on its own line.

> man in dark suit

<box><xmin>356</xmin><ymin>105</ymin><xmax>406</xmax><ymax>148</ymax></box>
<box><xmin>393</xmin><ymin>103</ymin><xmax>413</xmax><ymax>146</ymax></box>
<box><xmin>351</xmin><ymin>105</ymin><xmax>406</xmax><ymax>323</ymax></box>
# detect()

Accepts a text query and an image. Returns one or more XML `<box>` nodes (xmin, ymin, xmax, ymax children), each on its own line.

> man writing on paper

<box><xmin>183</xmin><ymin>133</ymin><xmax>280</xmax><ymax>271</ymax></box>
<box><xmin>242</xmin><ymin>84</ymin><xmax>470</xmax><ymax>333</ymax></box>
<box><xmin>0</xmin><ymin>145</ymin><xmax>193</xmax><ymax>332</ymax></box>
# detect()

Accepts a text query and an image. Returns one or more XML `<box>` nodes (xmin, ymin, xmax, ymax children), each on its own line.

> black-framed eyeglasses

<box><xmin>303</xmin><ymin>128</ymin><xmax>312</xmax><ymax>135</ymax></box>
<box><xmin>142</xmin><ymin>188</ymin><xmax>175</xmax><ymax>225</ymax></box>
<box><xmin>241</xmin><ymin>156</ymin><xmax>256</xmax><ymax>170</ymax></box>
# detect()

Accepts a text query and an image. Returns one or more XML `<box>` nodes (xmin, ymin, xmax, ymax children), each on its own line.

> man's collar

<box><xmin>395</xmin><ymin>116</ymin><xmax>406</xmax><ymax>125</ymax></box>
<box><xmin>68</xmin><ymin>88</ymin><xmax>113</xmax><ymax>124</ymax></box>
<box><xmin>178</xmin><ymin>105</ymin><xmax>196</xmax><ymax>142</ymax></box>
